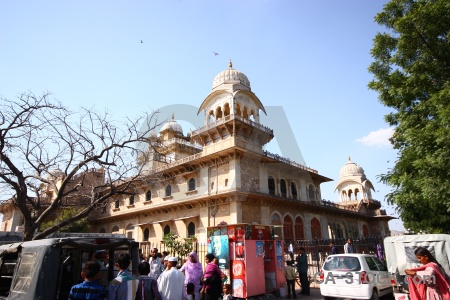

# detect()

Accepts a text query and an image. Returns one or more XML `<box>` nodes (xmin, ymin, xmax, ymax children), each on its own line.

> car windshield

<box><xmin>323</xmin><ymin>256</ymin><xmax>361</xmax><ymax>271</ymax></box>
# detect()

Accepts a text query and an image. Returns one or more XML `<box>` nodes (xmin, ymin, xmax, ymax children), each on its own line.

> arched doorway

<box><xmin>283</xmin><ymin>215</ymin><xmax>293</xmax><ymax>241</ymax></box>
<box><xmin>295</xmin><ymin>217</ymin><xmax>305</xmax><ymax>240</ymax></box>
<box><xmin>311</xmin><ymin>217</ymin><xmax>322</xmax><ymax>239</ymax></box>
<box><xmin>271</xmin><ymin>213</ymin><xmax>282</xmax><ymax>239</ymax></box>
<box><xmin>362</xmin><ymin>224</ymin><xmax>369</xmax><ymax>238</ymax></box>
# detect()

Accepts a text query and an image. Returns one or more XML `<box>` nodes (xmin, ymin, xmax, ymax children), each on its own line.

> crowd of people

<box><xmin>68</xmin><ymin>247</ymin><xmax>225</xmax><ymax>300</ymax></box>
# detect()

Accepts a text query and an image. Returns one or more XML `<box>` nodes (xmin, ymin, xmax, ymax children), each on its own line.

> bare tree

<box><xmin>0</xmin><ymin>92</ymin><xmax>160</xmax><ymax>241</ymax></box>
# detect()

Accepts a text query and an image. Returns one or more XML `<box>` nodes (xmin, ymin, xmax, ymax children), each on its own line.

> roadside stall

<box><xmin>207</xmin><ymin>224</ymin><xmax>285</xmax><ymax>299</ymax></box>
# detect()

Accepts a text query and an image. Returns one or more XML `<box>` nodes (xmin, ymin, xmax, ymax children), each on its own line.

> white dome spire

<box><xmin>211</xmin><ymin>60</ymin><xmax>251</xmax><ymax>91</ymax></box>
<box><xmin>159</xmin><ymin>113</ymin><xmax>183</xmax><ymax>135</ymax></box>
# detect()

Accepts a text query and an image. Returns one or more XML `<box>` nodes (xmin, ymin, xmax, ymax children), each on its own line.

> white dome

<box><xmin>339</xmin><ymin>157</ymin><xmax>365</xmax><ymax>177</ymax></box>
<box><xmin>46</xmin><ymin>168</ymin><xmax>65</xmax><ymax>179</ymax></box>
<box><xmin>212</xmin><ymin>61</ymin><xmax>251</xmax><ymax>91</ymax></box>
<box><xmin>160</xmin><ymin>115</ymin><xmax>183</xmax><ymax>134</ymax></box>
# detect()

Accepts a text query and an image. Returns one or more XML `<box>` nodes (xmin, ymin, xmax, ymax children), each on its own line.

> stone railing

<box><xmin>162</xmin><ymin>138</ymin><xmax>202</xmax><ymax>150</ymax></box>
<box><xmin>321</xmin><ymin>200</ymin><xmax>359</xmax><ymax>212</ymax></box>
<box><xmin>190</xmin><ymin>114</ymin><xmax>273</xmax><ymax>136</ymax></box>
<box><xmin>263</xmin><ymin>151</ymin><xmax>318</xmax><ymax>174</ymax></box>
<box><xmin>148</xmin><ymin>152</ymin><xmax>204</xmax><ymax>174</ymax></box>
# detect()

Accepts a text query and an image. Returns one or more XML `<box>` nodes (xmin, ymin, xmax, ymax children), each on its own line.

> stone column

<box><xmin>174</xmin><ymin>220</ymin><xmax>186</xmax><ymax>238</ymax></box>
<box><xmin>229</xmin><ymin>201</ymin><xmax>242</xmax><ymax>224</ymax></box>
<box><xmin>229</xmin><ymin>159</ymin><xmax>240</xmax><ymax>189</ymax></box>
<box><xmin>198</xmin><ymin>206</ymin><xmax>209</xmax><ymax>244</ymax></box>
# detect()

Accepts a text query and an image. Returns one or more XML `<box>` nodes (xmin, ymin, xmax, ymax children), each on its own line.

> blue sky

<box><xmin>0</xmin><ymin>0</ymin><xmax>404</xmax><ymax>231</ymax></box>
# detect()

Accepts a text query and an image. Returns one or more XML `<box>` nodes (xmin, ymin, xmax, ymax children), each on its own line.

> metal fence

<box><xmin>140</xmin><ymin>236</ymin><xmax>385</xmax><ymax>275</ymax></box>
<box><xmin>140</xmin><ymin>241</ymin><xmax>209</xmax><ymax>266</ymax></box>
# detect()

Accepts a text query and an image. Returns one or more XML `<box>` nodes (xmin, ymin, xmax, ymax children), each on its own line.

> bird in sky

<box><xmin>213</xmin><ymin>52</ymin><xmax>219</xmax><ymax>56</ymax></box>
<box><xmin>141</xmin><ymin>40</ymin><xmax>143</xmax><ymax>43</ymax></box>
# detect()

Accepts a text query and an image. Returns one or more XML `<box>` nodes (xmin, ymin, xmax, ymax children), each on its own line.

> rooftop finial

<box><xmin>171</xmin><ymin>113</ymin><xmax>174</xmax><ymax>120</ymax></box>
<box><xmin>348</xmin><ymin>155</ymin><xmax>351</xmax><ymax>161</ymax></box>
<box><xmin>229</xmin><ymin>59</ymin><xmax>232</xmax><ymax>68</ymax></box>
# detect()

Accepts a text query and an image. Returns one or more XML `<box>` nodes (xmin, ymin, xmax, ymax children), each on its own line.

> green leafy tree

<box><xmin>40</xmin><ymin>207</ymin><xmax>89</xmax><ymax>233</ymax></box>
<box><xmin>368</xmin><ymin>0</ymin><xmax>450</xmax><ymax>233</ymax></box>
<box><xmin>162</xmin><ymin>232</ymin><xmax>197</xmax><ymax>261</ymax></box>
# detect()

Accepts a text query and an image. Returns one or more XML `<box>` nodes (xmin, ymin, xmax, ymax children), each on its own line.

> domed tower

<box><xmin>334</xmin><ymin>157</ymin><xmax>380</xmax><ymax>209</ymax></box>
<box><xmin>141</xmin><ymin>114</ymin><xmax>202</xmax><ymax>172</ymax></box>
<box><xmin>191</xmin><ymin>61</ymin><xmax>273</xmax><ymax>152</ymax></box>
<box><xmin>159</xmin><ymin>114</ymin><xmax>184</xmax><ymax>141</ymax></box>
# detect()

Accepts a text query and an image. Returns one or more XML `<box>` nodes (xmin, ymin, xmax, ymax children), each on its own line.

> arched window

<box><xmin>236</xmin><ymin>103</ymin><xmax>242</xmax><ymax>116</ymax></box>
<box><xmin>143</xmin><ymin>228</ymin><xmax>150</xmax><ymax>241</ymax></box>
<box><xmin>188</xmin><ymin>178</ymin><xmax>196</xmax><ymax>191</ymax></box>
<box><xmin>348</xmin><ymin>189</ymin><xmax>353</xmax><ymax>201</ymax></box>
<box><xmin>216</xmin><ymin>106</ymin><xmax>223</xmax><ymax>119</ymax></box>
<box><xmin>249</xmin><ymin>110</ymin><xmax>256</xmax><ymax>122</ymax></box>
<box><xmin>311</xmin><ymin>217</ymin><xmax>322</xmax><ymax>239</ymax></box>
<box><xmin>115</xmin><ymin>200</ymin><xmax>120</xmax><ymax>209</ymax></box>
<box><xmin>355</xmin><ymin>188</ymin><xmax>360</xmax><ymax>200</ymax></box>
<box><xmin>224</xmin><ymin>103</ymin><xmax>231</xmax><ymax>116</ymax></box>
<box><xmin>126</xmin><ymin>224</ymin><xmax>133</xmax><ymax>239</ymax></box>
<box><xmin>268</xmin><ymin>176</ymin><xmax>275</xmax><ymax>195</ymax></box>
<box><xmin>208</xmin><ymin>110</ymin><xmax>214</xmax><ymax>123</ymax></box>
<box><xmin>187</xmin><ymin>222</ymin><xmax>195</xmax><ymax>237</ymax></box>
<box><xmin>271</xmin><ymin>213</ymin><xmax>282</xmax><ymax>239</ymax></box>
<box><xmin>308</xmin><ymin>184</ymin><xmax>315</xmax><ymax>200</ymax></box>
<box><xmin>295</xmin><ymin>217</ymin><xmax>305</xmax><ymax>240</ymax></box>
<box><xmin>163</xmin><ymin>225</ymin><xmax>170</xmax><ymax>236</ymax></box>
<box><xmin>225</xmin><ymin>179</ymin><xmax>228</xmax><ymax>187</ymax></box>
<box><xmin>243</xmin><ymin>107</ymin><xmax>249</xmax><ymax>119</ymax></box>
<box><xmin>146</xmin><ymin>190</ymin><xmax>152</xmax><ymax>201</ymax></box>
<box><xmin>129</xmin><ymin>195</ymin><xmax>134</xmax><ymax>205</ymax></box>
<box><xmin>165</xmin><ymin>185</ymin><xmax>172</xmax><ymax>197</ymax></box>
<box><xmin>283</xmin><ymin>215</ymin><xmax>293</xmax><ymax>241</ymax></box>
<box><xmin>291</xmin><ymin>182</ymin><xmax>298</xmax><ymax>199</ymax></box>
<box><xmin>112</xmin><ymin>226</ymin><xmax>119</xmax><ymax>233</ymax></box>
<box><xmin>342</xmin><ymin>191</ymin><xmax>347</xmax><ymax>201</ymax></box>
<box><xmin>280</xmin><ymin>179</ymin><xmax>287</xmax><ymax>197</ymax></box>
<box><xmin>362</xmin><ymin>224</ymin><xmax>369</xmax><ymax>238</ymax></box>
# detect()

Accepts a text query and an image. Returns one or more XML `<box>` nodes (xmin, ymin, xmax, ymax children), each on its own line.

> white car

<box><xmin>319</xmin><ymin>254</ymin><xmax>393</xmax><ymax>300</ymax></box>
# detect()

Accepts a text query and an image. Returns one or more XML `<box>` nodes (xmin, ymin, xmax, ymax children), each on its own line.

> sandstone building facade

<box><xmin>88</xmin><ymin>62</ymin><xmax>392</xmax><ymax>250</ymax></box>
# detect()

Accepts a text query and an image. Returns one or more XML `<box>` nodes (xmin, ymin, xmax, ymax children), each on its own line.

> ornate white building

<box><xmin>87</xmin><ymin>62</ymin><xmax>392</xmax><ymax>250</ymax></box>
<box><xmin>0</xmin><ymin>62</ymin><xmax>393</xmax><ymax>250</ymax></box>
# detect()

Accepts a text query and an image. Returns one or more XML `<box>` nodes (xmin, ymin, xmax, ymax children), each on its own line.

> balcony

<box><xmin>191</xmin><ymin>114</ymin><xmax>273</xmax><ymax>137</ymax></box>
<box><xmin>263</xmin><ymin>151</ymin><xmax>318</xmax><ymax>174</ymax></box>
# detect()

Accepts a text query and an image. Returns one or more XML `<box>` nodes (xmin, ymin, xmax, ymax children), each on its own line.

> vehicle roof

<box><xmin>0</xmin><ymin>234</ymin><xmax>134</xmax><ymax>251</ymax></box>
<box><xmin>325</xmin><ymin>254</ymin><xmax>377</xmax><ymax>257</ymax></box>
<box><xmin>384</xmin><ymin>234</ymin><xmax>450</xmax><ymax>275</ymax></box>
<box><xmin>384</xmin><ymin>234</ymin><xmax>450</xmax><ymax>243</ymax></box>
